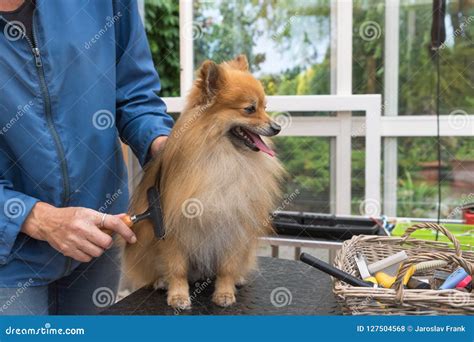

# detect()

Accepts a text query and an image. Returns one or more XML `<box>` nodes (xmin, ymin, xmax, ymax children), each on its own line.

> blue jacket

<box><xmin>0</xmin><ymin>0</ymin><xmax>173</xmax><ymax>286</ymax></box>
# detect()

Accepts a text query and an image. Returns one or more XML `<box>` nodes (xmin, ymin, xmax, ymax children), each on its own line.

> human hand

<box><xmin>21</xmin><ymin>202</ymin><xmax>137</xmax><ymax>263</ymax></box>
<box><xmin>150</xmin><ymin>136</ymin><xmax>168</xmax><ymax>158</ymax></box>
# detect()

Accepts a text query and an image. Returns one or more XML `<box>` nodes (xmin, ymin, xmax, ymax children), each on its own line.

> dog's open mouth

<box><xmin>229</xmin><ymin>126</ymin><xmax>275</xmax><ymax>157</ymax></box>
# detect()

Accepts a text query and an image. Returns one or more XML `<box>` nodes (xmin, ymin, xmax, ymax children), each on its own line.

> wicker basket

<box><xmin>333</xmin><ymin>223</ymin><xmax>474</xmax><ymax>315</ymax></box>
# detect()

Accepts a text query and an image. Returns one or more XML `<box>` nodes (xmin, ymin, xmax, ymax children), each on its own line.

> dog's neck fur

<box><xmin>143</xmin><ymin>106</ymin><xmax>283</xmax><ymax>275</ymax></box>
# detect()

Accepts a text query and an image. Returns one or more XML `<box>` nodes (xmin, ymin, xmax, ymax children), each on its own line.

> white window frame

<box><xmin>130</xmin><ymin>0</ymin><xmax>474</xmax><ymax>220</ymax></box>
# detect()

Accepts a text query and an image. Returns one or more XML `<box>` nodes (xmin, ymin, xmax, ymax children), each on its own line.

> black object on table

<box><xmin>272</xmin><ymin>211</ymin><xmax>385</xmax><ymax>240</ymax></box>
<box><xmin>102</xmin><ymin>257</ymin><xmax>342</xmax><ymax>315</ymax></box>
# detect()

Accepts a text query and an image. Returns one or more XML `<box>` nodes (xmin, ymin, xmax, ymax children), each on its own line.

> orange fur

<box><xmin>121</xmin><ymin>55</ymin><xmax>285</xmax><ymax>309</ymax></box>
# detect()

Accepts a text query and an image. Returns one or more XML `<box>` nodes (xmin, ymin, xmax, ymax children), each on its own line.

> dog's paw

<box><xmin>212</xmin><ymin>292</ymin><xmax>236</xmax><ymax>307</ymax></box>
<box><xmin>152</xmin><ymin>279</ymin><xmax>167</xmax><ymax>290</ymax></box>
<box><xmin>167</xmin><ymin>294</ymin><xmax>191</xmax><ymax>310</ymax></box>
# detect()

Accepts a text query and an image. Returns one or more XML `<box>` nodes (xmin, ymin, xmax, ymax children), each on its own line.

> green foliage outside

<box><xmin>144</xmin><ymin>0</ymin><xmax>180</xmax><ymax>97</ymax></box>
<box><xmin>144</xmin><ymin>0</ymin><xmax>474</xmax><ymax>218</ymax></box>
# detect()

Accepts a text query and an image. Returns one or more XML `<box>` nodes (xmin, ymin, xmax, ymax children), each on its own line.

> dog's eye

<box><xmin>244</xmin><ymin>105</ymin><xmax>256</xmax><ymax>114</ymax></box>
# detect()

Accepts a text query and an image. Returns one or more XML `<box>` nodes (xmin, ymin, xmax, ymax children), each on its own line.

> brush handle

<box><xmin>367</xmin><ymin>251</ymin><xmax>407</xmax><ymax>274</ymax></box>
<box><xmin>300</xmin><ymin>253</ymin><xmax>373</xmax><ymax>287</ymax></box>
<box><xmin>439</xmin><ymin>267</ymin><xmax>469</xmax><ymax>289</ymax></box>
<box><xmin>102</xmin><ymin>215</ymin><xmax>134</xmax><ymax>235</ymax></box>
<box><xmin>121</xmin><ymin>215</ymin><xmax>134</xmax><ymax>227</ymax></box>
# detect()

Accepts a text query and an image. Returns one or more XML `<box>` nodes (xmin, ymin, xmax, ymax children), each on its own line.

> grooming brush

<box><xmin>414</xmin><ymin>260</ymin><xmax>448</xmax><ymax>274</ymax></box>
<box><xmin>367</xmin><ymin>251</ymin><xmax>408</xmax><ymax>274</ymax></box>
<box><xmin>456</xmin><ymin>275</ymin><xmax>472</xmax><ymax>290</ymax></box>
<box><xmin>354</xmin><ymin>253</ymin><xmax>378</xmax><ymax>286</ymax></box>
<box><xmin>300</xmin><ymin>253</ymin><xmax>374</xmax><ymax>287</ymax></box>
<box><xmin>440</xmin><ymin>267</ymin><xmax>469</xmax><ymax>290</ymax></box>
<box><xmin>103</xmin><ymin>187</ymin><xmax>165</xmax><ymax>239</ymax></box>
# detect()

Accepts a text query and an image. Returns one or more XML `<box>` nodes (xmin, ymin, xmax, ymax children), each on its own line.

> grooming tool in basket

<box><xmin>354</xmin><ymin>253</ymin><xmax>378</xmax><ymax>286</ymax></box>
<box><xmin>367</xmin><ymin>251</ymin><xmax>409</xmax><ymax>288</ymax></box>
<box><xmin>300</xmin><ymin>253</ymin><xmax>374</xmax><ymax>287</ymax></box>
<box><xmin>414</xmin><ymin>260</ymin><xmax>448</xmax><ymax>274</ymax></box>
<box><xmin>434</xmin><ymin>270</ymin><xmax>451</xmax><ymax>280</ymax></box>
<box><xmin>407</xmin><ymin>277</ymin><xmax>431</xmax><ymax>289</ymax></box>
<box><xmin>333</xmin><ymin>222</ymin><xmax>474</xmax><ymax>315</ymax></box>
<box><xmin>379</xmin><ymin>261</ymin><xmax>437</xmax><ymax>289</ymax></box>
<box><xmin>432</xmin><ymin>270</ymin><xmax>451</xmax><ymax>289</ymax></box>
<box><xmin>439</xmin><ymin>267</ymin><xmax>469</xmax><ymax>290</ymax></box>
<box><xmin>367</xmin><ymin>251</ymin><xmax>408</xmax><ymax>274</ymax></box>
<box><xmin>456</xmin><ymin>275</ymin><xmax>472</xmax><ymax>289</ymax></box>
<box><xmin>375</xmin><ymin>264</ymin><xmax>415</xmax><ymax>289</ymax></box>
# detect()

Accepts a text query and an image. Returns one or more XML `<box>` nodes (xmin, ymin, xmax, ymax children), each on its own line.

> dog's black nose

<box><xmin>270</xmin><ymin>121</ymin><xmax>281</xmax><ymax>134</ymax></box>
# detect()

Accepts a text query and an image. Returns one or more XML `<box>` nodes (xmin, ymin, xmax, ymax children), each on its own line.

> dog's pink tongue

<box><xmin>246</xmin><ymin>131</ymin><xmax>275</xmax><ymax>157</ymax></box>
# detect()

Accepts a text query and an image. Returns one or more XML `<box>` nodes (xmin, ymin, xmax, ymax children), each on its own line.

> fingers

<box><xmin>101</xmin><ymin>214</ymin><xmax>137</xmax><ymax>244</ymax></box>
<box><xmin>84</xmin><ymin>225</ymin><xmax>113</xmax><ymax>250</ymax></box>
<box><xmin>70</xmin><ymin>249</ymin><xmax>93</xmax><ymax>263</ymax></box>
<box><xmin>78</xmin><ymin>240</ymin><xmax>105</xmax><ymax>259</ymax></box>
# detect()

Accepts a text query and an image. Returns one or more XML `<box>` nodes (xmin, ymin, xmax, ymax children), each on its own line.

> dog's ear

<box><xmin>198</xmin><ymin>60</ymin><xmax>221</xmax><ymax>102</ymax></box>
<box><xmin>227</xmin><ymin>54</ymin><xmax>249</xmax><ymax>72</ymax></box>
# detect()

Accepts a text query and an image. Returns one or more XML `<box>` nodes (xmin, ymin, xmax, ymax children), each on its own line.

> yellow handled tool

<box><xmin>355</xmin><ymin>253</ymin><xmax>378</xmax><ymax>286</ymax></box>
<box><xmin>375</xmin><ymin>265</ymin><xmax>415</xmax><ymax>288</ymax></box>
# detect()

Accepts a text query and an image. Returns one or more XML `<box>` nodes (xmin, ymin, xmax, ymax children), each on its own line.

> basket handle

<box><xmin>393</xmin><ymin>252</ymin><xmax>473</xmax><ymax>303</ymax></box>
<box><xmin>401</xmin><ymin>223</ymin><xmax>462</xmax><ymax>257</ymax></box>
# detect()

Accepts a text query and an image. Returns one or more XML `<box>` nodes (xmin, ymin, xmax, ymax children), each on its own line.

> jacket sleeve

<box><xmin>113</xmin><ymin>0</ymin><xmax>174</xmax><ymax>166</ymax></box>
<box><xmin>0</xmin><ymin>181</ymin><xmax>38</xmax><ymax>264</ymax></box>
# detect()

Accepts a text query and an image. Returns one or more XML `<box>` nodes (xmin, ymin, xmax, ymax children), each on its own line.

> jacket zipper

<box><xmin>1</xmin><ymin>16</ymin><xmax>73</xmax><ymax>273</ymax></box>
<box><xmin>30</xmin><ymin>15</ymin><xmax>71</xmax><ymax>206</ymax></box>
<box><xmin>30</xmin><ymin>16</ymin><xmax>73</xmax><ymax>274</ymax></box>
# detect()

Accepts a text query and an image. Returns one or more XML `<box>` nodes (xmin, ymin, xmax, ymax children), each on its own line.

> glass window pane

<box><xmin>144</xmin><ymin>0</ymin><xmax>180</xmax><ymax>96</ymax></box>
<box><xmin>353</xmin><ymin>0</ymin><xmax>474</xmax><ymax>116</ymax></box>
<box><xmin>388</xmin><ymin>137</ymin><xmax>474</xmax><ymax>219</ymax></box>
<box><xmin>274</xmin><ymin>136</ymin><xmax>331</xmax><ymax>213</ymax></box>
<box><xmin>194</xmin><ymin>0</ymin><xmax>332</xmax><ymax>95</ymax></box>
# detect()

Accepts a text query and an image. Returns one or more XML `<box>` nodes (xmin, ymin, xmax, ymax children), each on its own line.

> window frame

<box><xmin>131</xmin><ymin>0</ymin><xmax>473</xmax><ymax>221</ymax></box>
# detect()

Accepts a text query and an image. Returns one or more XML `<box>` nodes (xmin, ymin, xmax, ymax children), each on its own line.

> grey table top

<box><xmin>102</xmin><ymin>257</ymin><xmax>342</xmax><ymax>315</ymax></box>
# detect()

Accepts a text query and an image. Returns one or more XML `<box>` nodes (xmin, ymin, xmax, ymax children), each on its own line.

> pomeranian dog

<box><xmin>122</xmin><ymin>55</ymin><xmax>284</xmax><ymax>309</ymax></box>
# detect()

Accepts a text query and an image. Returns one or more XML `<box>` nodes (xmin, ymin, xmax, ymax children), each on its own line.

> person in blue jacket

<box><xmin>0</xmin><ymin>0</ymin><xmax>174</xmax><ymax>314</ymax></box>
